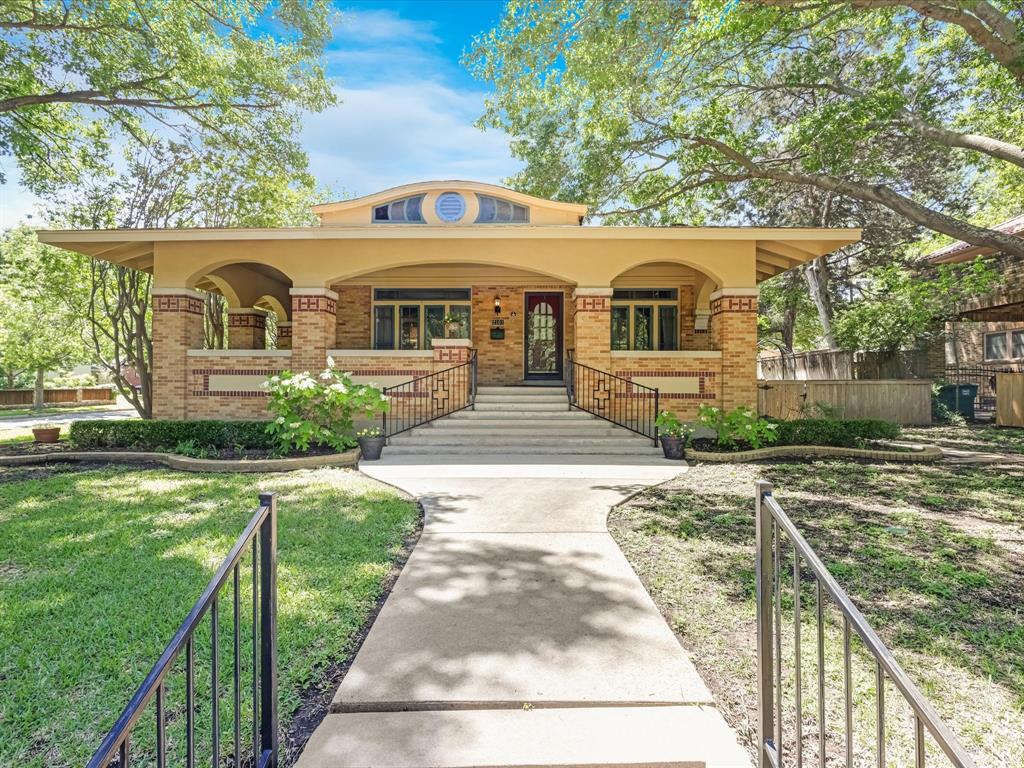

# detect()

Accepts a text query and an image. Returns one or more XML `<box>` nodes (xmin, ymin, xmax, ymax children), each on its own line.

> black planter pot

<box><xmin>660</xmin><ymin>435</ymin><xmax>686</xmax><ymax>460</ymax></box>
<box><xmin>357</xmin><ymin>435</ymin><xmax>386</xmax><ymax>461</ymax></box>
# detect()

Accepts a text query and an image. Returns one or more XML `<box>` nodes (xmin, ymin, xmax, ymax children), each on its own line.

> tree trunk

<box><xmin>803</xmin><ymin>257</ymin><xmax>837</xmax><ymax>348</ymax></box>
<box><xmin>33</xmin><ymin>368</ymin><xmax>45</xmax><ymax>411</ymax></box>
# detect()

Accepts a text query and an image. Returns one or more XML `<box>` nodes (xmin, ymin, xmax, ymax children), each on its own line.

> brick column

<box><xmin>276</xmin><ymin>321</ymin><xmax>292</xmax><ymax>350</ymax></box>
<box><xmin>227</xmin><ymin>308</ymin><xmax>268</xmax><ymax>350</ymax></box>
<box><xmin>710</xmin><ymin>290</ymin><xmax>759</xmax><ymax>410</ymax></box>
<box><xmin>431</xmin><ymin>338</ymin><xmax>473</xmax><ymax>366</ymax></box>
<box><xmin>290</xmin><ymin>288</ymin><xmax>336</xmax><ymax>373</ymax></box>
<box><xmin>152</xmin><ymin>289</ymin><xmax>205</xmax><ymax>420</ymax></box>
<box><xmin>572</xmin><ymin>287</ymin><xmax>613</xmax><ymax>371</ymax></box>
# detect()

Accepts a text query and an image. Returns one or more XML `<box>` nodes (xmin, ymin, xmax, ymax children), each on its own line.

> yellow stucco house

<box><xmin>39</xmin><ymin>180</ymin><xmax>858</xmax><ymax>449</ymax></box>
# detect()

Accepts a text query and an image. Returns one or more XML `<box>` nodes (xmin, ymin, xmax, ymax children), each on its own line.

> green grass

<box><xmin>610</xmin><ymin>460</ymin><xmax>1023</xmax><ymax>768</ymax></box>
<box><xmin>0</xmin><ymin>465</ymin><xmax>419</xmax><ymax>768</ymax></box>
<box><xmin>903</xmin><ymin>423</ymin><xmax>1024</xmax><ymax>455</ymax></box>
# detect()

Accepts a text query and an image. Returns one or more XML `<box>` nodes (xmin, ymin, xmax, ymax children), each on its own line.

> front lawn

<box><xmin>0</xmin><ymin>465</ymin><xmax>419</xmax><ymax>768</ymax></box>
<box><xmin>610</xmin><ymin>460</ymin><xmax>1022</xmax><ymax>768</ymax></box>
<box><xmin>902</xmin><ymin>422</ymin><xmax>1024</xmax><ymax>456</ymax></box>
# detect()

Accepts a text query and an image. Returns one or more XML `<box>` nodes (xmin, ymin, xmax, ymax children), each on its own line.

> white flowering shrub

<box><xmin>263</xmin><ymin>358</ymin><xmax>390</xmax><ymax>454</ymax></box>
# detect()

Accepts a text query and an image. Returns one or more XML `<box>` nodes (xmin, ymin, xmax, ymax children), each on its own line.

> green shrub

<box><xmin>68</xmin><ymin>419</ymin><xmax>275</xmax><ymax>450</ymax></box>
<box><xmin>697</xmin><ymin>404</ymin><xmax>779</xmax><ymax>449</ymax></box>
<box><xmin>264</xmin><ymin>359</ymin><xmax>389</xmax><ymax>453</ymax></box>
<box><xmin>770</xmin><ymin>418</ymin><xmax>901</xmax><ymax>448</ymax></box>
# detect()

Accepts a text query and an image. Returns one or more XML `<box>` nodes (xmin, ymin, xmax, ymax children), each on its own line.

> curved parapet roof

<box><xmin>311</xmin><ymin>180</ymin><xmax>590</xmax><ymax>226</ymax></box>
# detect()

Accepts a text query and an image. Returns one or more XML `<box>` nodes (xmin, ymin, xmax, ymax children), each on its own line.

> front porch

<box><xmin>37</xmin><ymin>181</ymin><xmax>859</xmax><ymax>426</ymax></box>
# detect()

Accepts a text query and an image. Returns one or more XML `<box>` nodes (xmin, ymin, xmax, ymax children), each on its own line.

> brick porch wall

<box><xmin>334</xmin><ymin>285</ymin><xmax>371</xmax><ymax>348</ymax></box>
<box><xmin>710</xmin><ymin>292</ymin><xmax>758</xmax><ymax>410</ymax></box>
<box><xmin>610</xmin><ymin>353</ymin><xmax>722</xmax><ymax>420</ymax></box>
<box><xmin>186</xmin><ymin>352</ymin><xmax>292</xmax><ymax>420</ymax></box>
<box><xmin>152</xmin><ymin>290</ymin><xmax>205</xmax><ymax>419</ymax></box>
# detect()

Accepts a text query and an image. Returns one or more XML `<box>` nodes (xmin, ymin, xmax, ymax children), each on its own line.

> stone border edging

<box><xmin>686</xmin><ymin>443</ymin><xmax>943</xmax><ymax>463</ymax></box>
<box><xmin>0</xmin><ymin>448</ymin><xmax>360</xmax><ymax>473</ymax></box>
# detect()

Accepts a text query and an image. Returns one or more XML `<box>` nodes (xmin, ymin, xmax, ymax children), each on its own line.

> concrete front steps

<box><xmin>386</xmin><ymin>386</ymin><xmax>661</xmax><ymax>457</ymax></box>
<box><xmin>297</xmin><ymin>705</ymin><xmax>751</xmax><ymax>768</ymax></box>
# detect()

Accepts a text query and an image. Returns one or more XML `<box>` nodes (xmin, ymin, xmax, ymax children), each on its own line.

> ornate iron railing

<box><xmin>88</xmin><ymin>494</ymin><xmax>279</xmax><ymax>768</ymax></box>
<box><xmin>382</xmin><ymin>350</ymin><xmax>477</xmax><ymax>439</ymax></box>
<box><xmin>755</xmin><ymin>482</ymin><xmax>977</xmax><ymax>768</ymax></box>
<box><xmin>566</xmin><ymin>349</ymin><xmax>659</xmax><ymax>444</ymax></box>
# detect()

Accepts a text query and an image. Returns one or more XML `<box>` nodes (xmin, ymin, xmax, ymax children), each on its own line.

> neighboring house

<box><xmin>926</xmin><ymin>214</ymin><xmax>1024</xmax><ymax>368</ymax></box>
<box><xmin>38</xmin><ymin>180</ymin><xmax>857</xmax><ymax>426</ymax></box>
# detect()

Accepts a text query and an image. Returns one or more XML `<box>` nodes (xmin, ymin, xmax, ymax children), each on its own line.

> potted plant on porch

<box><xmin>655</xmin><ymin>411</ymin><xmax>693</xmax><ymax>460</ymax></box>
<box><xmin>443</xmin><ymin>311</ymin><xmax>468</xmax><ymax>339</ymax></box>
<box><xmin>356</xmin><ymin>427</ymin><xmax>386</xmax><ymax>461</ymax></box>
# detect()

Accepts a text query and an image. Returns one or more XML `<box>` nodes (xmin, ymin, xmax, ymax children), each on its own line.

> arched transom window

<box><xmin>475</xmin><ymin>194</ymin><xmax>529</xmax><ymax>223</ymax></box>
<box><xmin>373</xmin><ymin>195</ymin><xmax>425</xmax><ymax>223</ymax></box>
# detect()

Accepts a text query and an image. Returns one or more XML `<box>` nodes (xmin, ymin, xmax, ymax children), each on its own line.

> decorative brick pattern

<box><xmin>611</xmin><ymin>357</ymin><xmax>722</xmax><ymax>419</ymax></box>
<box><xmin>276</xmin><ymin>322</ymin><xmax>292</xmax><ymax>350</ymax></box>
<box><xmin>572</xmin><ymin>292</ymin><xmax>611</xmax><ymax>372</ymax></box>
<box><xmin>186</xmin><ymin>356</ymin><xmax>291</xmax><ymax>419</ymax></box>
<box><xmin>293</xmin><ymin>295</ymin><xmax>337</xmax><ymax>314</ymax></box>
<box><xmin>154</xmin><ymin>295</ymin><xmax>203</xmax><ymax>315</ymax></box>
<box><xmin>333</xmin><ymin>285</ymin><xmax>371</xmax><ymax>348</ymax></box>
<box><xmin>227</xmin><ymin>311</ymin><xmax>267</xmax><ymax>350</ymax></box>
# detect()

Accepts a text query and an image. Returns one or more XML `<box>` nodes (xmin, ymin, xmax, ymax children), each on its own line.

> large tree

<box><xmin>0</xmin><ymin>227</ymin><xmax>91</xmax><ymax>408</ymax></box>
<box><xmin>468</xmin><ymin>0</ymin><xmax>1024</xmax><ymax>256</ymax></box>
<box><xmin>0</xmin><ymin>0</ymin><xmax>334</xmax><ymax>194</ymax></box>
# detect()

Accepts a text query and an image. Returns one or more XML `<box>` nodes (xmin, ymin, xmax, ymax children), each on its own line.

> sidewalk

<box><xmin>296</xmin><ymin>455</ymin><xmax>751</xmax><ymax>768</ymax></box>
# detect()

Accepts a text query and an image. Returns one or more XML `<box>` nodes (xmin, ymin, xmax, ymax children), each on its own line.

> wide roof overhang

<box><xmin>36</xmin><ymin>225</ymin><xmax>861</xmax><ymax>283</ymax></box>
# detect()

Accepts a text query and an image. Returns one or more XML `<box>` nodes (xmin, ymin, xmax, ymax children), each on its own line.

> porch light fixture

<box><xmin>493</xmin><ymin>295</ymin><xmax>502</xmax><ymax>315</ymax></box>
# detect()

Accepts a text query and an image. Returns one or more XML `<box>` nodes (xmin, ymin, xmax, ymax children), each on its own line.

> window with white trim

<box><xmin>373</xmin><ymin>195</ymin><xmax>426</xmax><ymax>223</ymax></box>
<box><xmin>984</xmin><ymin>328</ymin><xmax>1024</xmax><ymax>361</ymax></box>
<box><xmin>610</xmin><ymin>289</ymin><xmax>679</xmax><ymax>351</ymax></box>
<box><xmin>475</xmin><ymin>194</ymin><xmax>529</xmax><ymax>223</ymax></box>
<box><xmin>372</xmin><ymin>289</ymin><xmax>471</xmax><ymax>350</ymax></box>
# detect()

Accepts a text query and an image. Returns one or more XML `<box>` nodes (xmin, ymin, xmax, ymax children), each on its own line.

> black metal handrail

<box><xmin>755</xmin><ymin>482</ymin><xmax>977</xmax><ymax>768</ymax></box>
<box><xmin>566</xmin><ymin>349</ymin><xmax>659</xmax><ymax>444</ymax></box>
<box><xmin>88</xmin><ymin>494</ymin><xmax>279</xmax><ymax>768</ymax></box>
<box><xmin>382</xmin><ymin>350</ymin><xmax>477</xmax><ymax>439</ymax></box>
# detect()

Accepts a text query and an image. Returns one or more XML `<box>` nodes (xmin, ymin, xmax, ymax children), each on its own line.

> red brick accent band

<box><xmin>576</xmin><ymin>296</ymin><xmax>610</xmax><ymax>312</ymax></box>
<box><xmin>154</xmin><ymin>295</ymin><xmax>204</xmax><ymax>315</ymax></box>
<box><xmin>292</xmin><ymin>295</ymin><xmax>337</xmax><ymax>314</ymax></box>
<box><xmin>345</xmin><ymin>368</ymin><xmax>430</xmax><ymax>377</ymax></box>
<box><xmin>228</xmin><ymin>314</ymin><xmax>266</xmax><ymax>329</ymax></box>
<box><xmin>710</xmin><ymin>296</ymin><xmax>757</xmax><ymax>315</ymax></box>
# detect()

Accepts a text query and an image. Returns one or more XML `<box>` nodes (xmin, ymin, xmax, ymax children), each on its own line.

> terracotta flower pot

<box><xmin>660</xmin><ymin>435</ymin><xmax>685</xmax><ymax>460</ymax></box>
<box><xmin>357</xmin><ymin>435</ymin><xmax>386</xmax><ymax>461</ymax></box>
<box><xmin>32</xmin><ymin>427</ymin><xmax>61</xmax><ymax>444</ymax></box>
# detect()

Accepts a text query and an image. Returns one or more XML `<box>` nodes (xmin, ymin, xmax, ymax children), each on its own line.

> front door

<box><xmin>524</xmin><ymin>292</ymin><xmax>563</xmax><ymax>380</ymax></box>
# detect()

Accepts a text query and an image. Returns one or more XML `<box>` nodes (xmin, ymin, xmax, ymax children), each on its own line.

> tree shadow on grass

<box><xmin>637</xmin><ymin>473</ymin><xmax>1024</xmax><ymax>708</ymax></box>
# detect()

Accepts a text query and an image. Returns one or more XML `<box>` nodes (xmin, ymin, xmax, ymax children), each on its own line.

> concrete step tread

<box><xmin>410</xmin><ymin>427</ymin><xmax>629</xmax><ymax>436</ymax></box>
<box><xmin>390</xmin><ymin>436</ymin><xmax>653</xmax><ymax>446</ymax></box>
<box><xmin>448</xmin><ymin>411</ymin><xmax>590</xmax><ymax>420</ymax></box>
<box><xmin>386</xmin><ymin>446</ymin><xmax>660</xmax><ymax>455</ymax></box>
<box><xmin>294</xmin><ymin>705</ymin><xmax>751</xmax><ymax>768</ymax></box>
<box><xmin>477</xmin><ymin>386</ymin><xmax>567</xmax><ymax>394</ymax></box>
<box><xmin>474</xmin><ymin>403</ymin><xmax>574</xmax><ymax>411</ymax></box>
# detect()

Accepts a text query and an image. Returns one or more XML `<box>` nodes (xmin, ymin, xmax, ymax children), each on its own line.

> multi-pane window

<box><xmin>610</xmin><ymin>289</ymin><xmax>679</xmax><ymax>351</ymax></box>
<box><xmin>984</xmin><ymin>328</ymin><xmax>1024</xmax><ymax>361</ymax></box>
<box><xmin>373</xmin><ymin>195</ymin><xmax>426</xmax><ymax>223</ymax></box>
<box><xmin>475</xmin><ymin>194</ymin><xmax>529</xmax><ymax>223</ymax></box>
<box><xmin>372</xmin><ymin>289</ymin><xmax>471</xmax><ymax>350</ymax></box>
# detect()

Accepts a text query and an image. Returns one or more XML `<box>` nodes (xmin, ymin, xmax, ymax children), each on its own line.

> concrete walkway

<box><xmin>296</xmin><ymin>455</ymin><xmax>751</xmax><ymax>768</ymax></box>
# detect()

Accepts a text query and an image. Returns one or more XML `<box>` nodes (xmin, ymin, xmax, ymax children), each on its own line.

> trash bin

<box><xmin>936</xmin><ymin>383</ymin><xmax>978</xmax><ymax>420</ymax></box>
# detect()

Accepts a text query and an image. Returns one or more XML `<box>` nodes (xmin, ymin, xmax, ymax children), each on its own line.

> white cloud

<box><xmin>302</xmin><ymin>82</ymin><xmax>519</xmax><ymax>199</ymax></box>
<box><xmin>331</xmin><ymin>8</ymin><xmax>440</xmax><ymax>45</ymax></box>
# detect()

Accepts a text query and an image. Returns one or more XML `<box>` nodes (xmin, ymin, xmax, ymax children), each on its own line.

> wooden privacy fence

<box><xmin>0</xmin><ymin>387</ymin><xmax>116</xmax><ymax>408</ymax></box>
<box><xmin>758</xmin><ymin>380</ymin><xmax>933</xmax><ymax>425</ymax></box>
<box><xmin>758</xmin><ymin>349</ymin><xmax>931</xmax><ymax>380</ymax></box>
<box><xmin>996</xmin><ymin>373</ymin><xmax>1024</xmax><ymax>427</ymax></box>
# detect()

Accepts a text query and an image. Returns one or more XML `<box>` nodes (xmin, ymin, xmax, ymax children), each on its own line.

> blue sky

<box><xmin>309</xmin><ymin>0</ymin><xmax>519</xmax><ymax>200</ymax></box>
<box><xmin>0</xmin><ymin>0</ymin><xmax>518</xmax><ymax>226</ymax></box>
